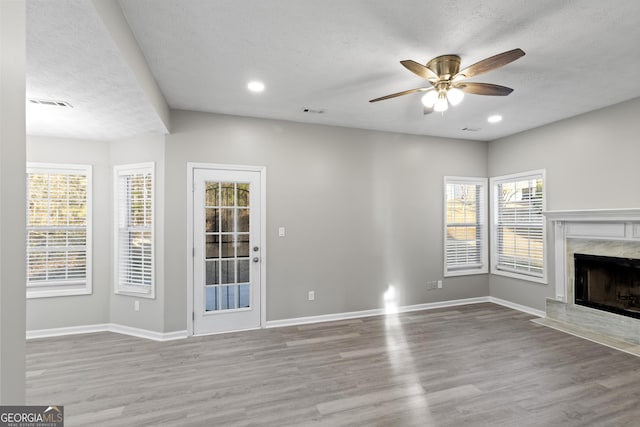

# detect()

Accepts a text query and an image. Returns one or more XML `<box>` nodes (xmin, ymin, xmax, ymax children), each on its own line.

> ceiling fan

<box><xmin>370</xmin><ymin>48</ymin><xmax>525</xmax><ymax>113</ymax></box>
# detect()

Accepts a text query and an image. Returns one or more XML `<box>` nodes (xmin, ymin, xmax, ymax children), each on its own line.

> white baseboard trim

<box><xmin>265</xmin><ymin>297</ymin><xmax>492</xmax><ymax>329</ymax></box>
<box><xmin>26</xmin><ymin>324</ymin><xmax>111</xmax><ymax>340</ymax></box>
<box><xmin>26</xmin><ymin>297</ymin><xmax>543</xmax><ymax>340</ymax></box>
<box><xmin>26</xmin><ymin>323</ymin><xmax>188</xmax><ymax>342</ymax></box>
<box><xmin>488</xmin><ymin>297</ymin><xmax>546</xmax><ymax>318</ymax></box>
<box><xmin>107</xmin><ymin>324</ymin><xmax>188</xmax><ymax>342</ymax></box>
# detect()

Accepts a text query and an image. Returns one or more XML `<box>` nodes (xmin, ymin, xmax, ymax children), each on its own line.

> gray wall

<box><xmin>109</xmin><ymin>133</ymin><xmax>166</xmax><ymax>332</ymax></box>
<box><xmin>25</xmin><ymin>97</ymin><xmax>640</xmax><ymax>334</ymax></box>
<box><xmin>25</xmin><ymin>133</ymin><xmax>166</xmax><ymax>334</ymax></box>
<box><xmin>487</xmin><ymin>97</ymin><xmax>640</xmax><ymax>311</ymax></box>
<box><xmin>165</xmin><ymin>111</ymin><xmax>489</xmax><ymax>329</ymax></box>
<box><xmin>26</xmin><ymin>137</ymin><xmax>111</xmax><ymax>330</ymax></box>
<box><xmin>0</xmin><ymin>0</ymin><xmax>26</xmax><ymax>404</ymax></box>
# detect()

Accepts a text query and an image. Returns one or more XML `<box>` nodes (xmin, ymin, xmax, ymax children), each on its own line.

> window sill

<box><xmin>27</xmin><ymin>286</ymin><xmax>91</xmax><ymax>299</ymax></box>
<box><xmin>115</xmin><ymin>288</ymin><xmax>155</xmax><ymax>299</ymax></box>
<box><xmin>444</xmin><ymin>267</ymin><xmax>488</xmax><ymax>277</ymax></box>
<box><xmin>490</xmin><ymin>268</ymin><xmax>547</xmax><ymax>285</ymax></box>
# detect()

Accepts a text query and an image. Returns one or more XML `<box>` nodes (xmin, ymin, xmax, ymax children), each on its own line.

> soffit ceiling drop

<box><xmin>26</xmin><ymin>0</ymin><xmax>167</xmax><ymax>141</ymax></box>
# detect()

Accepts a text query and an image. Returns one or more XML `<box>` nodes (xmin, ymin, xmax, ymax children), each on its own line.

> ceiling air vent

<box><xmin>302</xmin><ymin>108</ymin><xmax>325</xmax><ymax>114</ymax></box>
<box><xmin>461</xmin><ymin>127</ymin><xmax>481</xmax><ymax>132</ymax></box>
<box><xmin>28</xmin><ymin>98</ymin><xmax>73</xmax><ymax>108</ymax></box>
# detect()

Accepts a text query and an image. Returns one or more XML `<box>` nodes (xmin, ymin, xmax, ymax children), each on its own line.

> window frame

<box><xmin>26</xmin><ymin>163</ymin><xmax>92</xmax><ymax>298</ymax></box>
<box><xmin>443</xmin><ymin>176</ymin><xmax>488</xmax><ymax>277</ymax></box>
<box><xmin>490</xmin><ymin>169</ymin><xmax>547</xmax><ymax>284</ymax></box>
<box><xmin>113</xmin><ymin>162</ymin><xmax>155</xmax><ymax>298</ymax></box>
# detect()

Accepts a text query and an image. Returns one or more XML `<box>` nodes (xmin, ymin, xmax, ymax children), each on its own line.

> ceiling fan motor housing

<box><xmin>426</xmin><ymin>55</ymin><xmax>461</xmax><ymax>80</ymax></box>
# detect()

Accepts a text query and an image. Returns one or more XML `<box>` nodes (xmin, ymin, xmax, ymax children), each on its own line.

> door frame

<box><xmin>186</xmin><ymin>162</ymin><xmax>267</xmax><ymax>336</ymax></box>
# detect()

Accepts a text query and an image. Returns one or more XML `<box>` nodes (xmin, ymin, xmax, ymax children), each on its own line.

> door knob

<box><xmin>252</xmin><ymin>257</ymin><xmax>260</xmax><ymax>263</ymax></box>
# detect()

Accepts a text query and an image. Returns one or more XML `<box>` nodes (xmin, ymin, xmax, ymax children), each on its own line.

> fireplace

<box><xmin>542</xmin><ymin>209</ymin><xmax>640</xmax><ymax>345</ymax></box>
<box><xmin>574</xmin><ymin>253</ymin><xmax>640</xmax><ymax>319</ymax></box>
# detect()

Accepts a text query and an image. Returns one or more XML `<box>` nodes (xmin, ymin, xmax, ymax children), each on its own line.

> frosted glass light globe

<box><xmin>421</xmin><ymin>90</ymin><xmax>438</xmax><ymax>108</ymax></box>
<box><xmin>446</xmin><ymin>87</ymin><xmax>464</xmax><ymax>106</ymax></box>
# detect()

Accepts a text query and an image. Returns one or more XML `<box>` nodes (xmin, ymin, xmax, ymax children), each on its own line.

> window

<box><xmin>490</xmin><ymin>170</ymin><xmax>546</xmax><ymax>283</ymax></box>
<box><xmin>26</xmin><ymin>163</ymin><xmax>92</xmax><ymax>298</ymax></box>
<box><xmin>444</xmin><ymin>177</ymin><xmax>488</xmax><ymax>276</ymax></box>
<box><xmin>114</xmin><ymin>163</ymin><xmax>154</xmax><ymax>297</ymax></box>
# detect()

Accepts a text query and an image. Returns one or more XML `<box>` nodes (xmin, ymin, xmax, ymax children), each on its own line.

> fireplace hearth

<box><xmin>575</xmin><ymin>253</ymin><xmax>640</xmax><ymax>319</ymax></box>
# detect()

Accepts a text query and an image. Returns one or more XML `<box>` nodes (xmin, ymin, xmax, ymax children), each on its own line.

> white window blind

<box><xmin>491</xmin><ymin>170</ymin><xmax>546</xmax><ymax>282</ymax></box>
<box><xmin>26</xmin><ymin>163</ymin><xmax>92</xmax><ymax>298</ymax></box>
<box><xmin>444</xmin><ymin>177</ymin><xmax>488</xmax><ymax>276</ymax></box>
<box><xmin>115</xmin><ymin>164</ymin><xmax>154</xmax><ymax>296</ymax></box>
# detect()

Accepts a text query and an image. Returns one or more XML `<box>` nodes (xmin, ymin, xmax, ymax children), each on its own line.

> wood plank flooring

<box><xmin>25</xmin><ymin>303</ymin><xmax>640</xmax><ymax>426</ymax></box>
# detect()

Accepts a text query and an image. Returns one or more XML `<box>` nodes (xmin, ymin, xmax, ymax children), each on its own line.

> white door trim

<box><xmin>186</xmin><ymin>162</ymin><xmax>267</xmax><ymax>336</ymax></box>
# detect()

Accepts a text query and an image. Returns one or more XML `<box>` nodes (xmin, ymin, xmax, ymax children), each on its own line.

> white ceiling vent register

<box><xmin>28</xmin><ymin>98</ymin><xmax>73</xmax><ymax>108</ymax></box>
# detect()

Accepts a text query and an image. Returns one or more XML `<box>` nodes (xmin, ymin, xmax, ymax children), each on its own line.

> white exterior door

<box><xmin>193</xmin><ymin>167</ymin><xmax>262</xmax><ymax>335</ymax></box>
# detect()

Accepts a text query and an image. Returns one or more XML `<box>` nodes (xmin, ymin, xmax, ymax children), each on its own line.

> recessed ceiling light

<box><xmin>488</xmin><ymin>114</ymin><xmax>503</xmax><ymax>123</ymax></box>
<box><xmin>247</xmin><ymin>81</ymin><xmax>265</xmax><ymax>92</ymax></box>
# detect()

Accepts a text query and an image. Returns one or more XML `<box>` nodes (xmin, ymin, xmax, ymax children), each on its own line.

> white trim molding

<box><xmin>488</xmin><ymin>296</ymin><xmax>546</xmax><ymax>318</ymax></box>
<box><xmin>26</xmin><ymin>298</ymin><xmax>544</xmax><ymax>341</ymax></box>
<box><xmin>25</xmin><ymin>324</ymin><xmax>109</xmax><ymax>340</ymax></box>
<box><xmin>26</xmin><ymin>324</ymin><xmax>188</xmax><ymax>342</ymax></box>
<box><xmin>108</xmin><ymin>324</ymin><xmax>188</xmax><ymax>341</ymax></box>
<box><xmin>543</xmin><ymin>208</ymin><xmax>640</xmax><ymax>222</ymax></box>
<box><xmin>266</xmin><ymin>297</ymin><xmax>543</xmax><ymax>329</ymax></box>
<box><xmin>543</xmin><ymin>208</ymin><xmax>640</xmax><ymax>302</ymax></box>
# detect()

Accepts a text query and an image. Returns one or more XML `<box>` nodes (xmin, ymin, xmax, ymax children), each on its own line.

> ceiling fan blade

<box><xmin>369</xmin><ymin>87</ymin><xmax>429</xmax><ymax>103</ymax></box>
<box><xmin>456</xmin><ymin>82</ymin><xmax>514</xmax><ymax>96</ymax></box>
<box><xmin>454</xmin><ymin>48</ymin><xmax>525</xmax><ymax>80</ymax></box>
<box><xmin>423</xmin><ymin>106</ymin><xmax>434</xmax><ymax>115</ymax></box>
<box><xmin>400</xmin><ymin>60</ymin><xmax>439</xmax><ymax>82</ymax></box>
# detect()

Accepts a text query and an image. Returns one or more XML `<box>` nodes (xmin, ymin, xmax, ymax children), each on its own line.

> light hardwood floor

<box><xmin>26</xmin><ymin>303</ymin><xmax>640</xmax><ymax>426</ymax></box>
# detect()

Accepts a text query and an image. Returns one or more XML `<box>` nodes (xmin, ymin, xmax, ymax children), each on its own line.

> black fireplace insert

<box><xmin>574</xmin><ymin>253</ymin><xmax>640</xmax><ymax>319</ymax></box>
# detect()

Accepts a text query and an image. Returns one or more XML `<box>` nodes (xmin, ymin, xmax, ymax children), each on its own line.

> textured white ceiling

<box><xmin>26</xmin><ymin>0</ymin><xmax>167</xmax><ymax>141</ymax></box>
<box><xmin>27</xmin><ymin>0</ymin><xmax>640</xmax><ymax>141</ymax></box>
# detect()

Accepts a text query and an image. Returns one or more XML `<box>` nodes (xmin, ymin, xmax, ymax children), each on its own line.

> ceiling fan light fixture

<box><xmin>370</xmin><ymin>48</ymin><xmax>524</xmax><ymax>114</ymax></box>
<box><xmin>421</xmin><ymin>90</ymin><xmax>438</xmax><ymax>108</ymax></box>
<box><xmin>434</xmin><ymin>92</ymin><xmax>448</xmax><ymax>112</ymax></box>
<box><xmin>446</xmin><ymin>87</ymin><xmax>464</xmax><ymax>106</ymax></box>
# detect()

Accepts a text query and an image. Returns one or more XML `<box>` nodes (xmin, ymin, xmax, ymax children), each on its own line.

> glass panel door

<box><xmin>193</xmin><ymin>168</ymin><xmax>262</xmax><ymax>335</ymax></box>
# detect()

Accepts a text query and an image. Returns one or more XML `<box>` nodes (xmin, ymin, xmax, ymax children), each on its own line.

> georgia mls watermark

<box><xmin>0</xmin><ymin>406</ymin><xmax>63</xmax><ymax>427</ymax></box>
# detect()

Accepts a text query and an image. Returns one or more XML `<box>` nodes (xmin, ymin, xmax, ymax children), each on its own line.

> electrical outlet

<box><xmin>426</xmin><ymin>280</ymin><xmax>441</xmax><ymax>291</ymax></box>
<box><xmin>134</xmin><ymin>300</ymin><xmax>140</xmax><ymax>312</ymax></box>
<box><xmin>308</xmin><ymin>291</ymin><xmax>315</xmax><ymax>301</ymax></box>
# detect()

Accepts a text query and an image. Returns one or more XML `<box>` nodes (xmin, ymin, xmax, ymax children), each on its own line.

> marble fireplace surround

<box><xmin>543</xmin><ymin>209</ymin><xmax>640</xmax><ymax>345</ymax></box>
